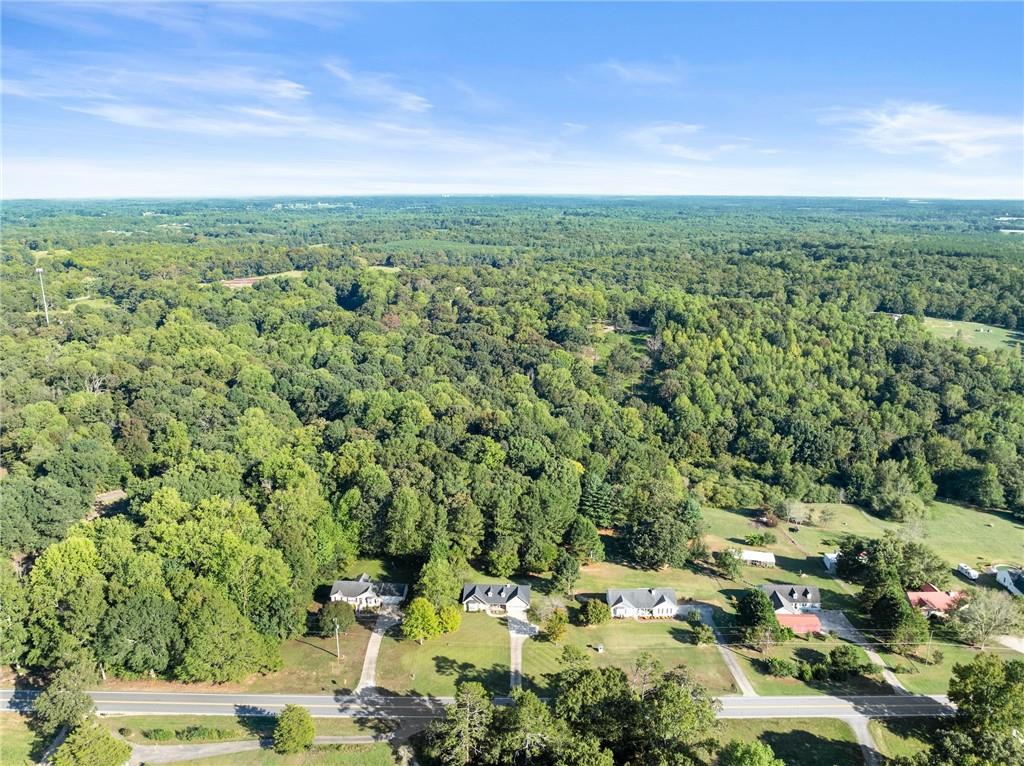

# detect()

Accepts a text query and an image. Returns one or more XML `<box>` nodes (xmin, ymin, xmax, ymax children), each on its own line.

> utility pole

<box><xmin>35</xmin><ymin>267</ymin><xmax>50</xmax><ymax>326</ymax></box>
<box><xmin>334</xmin><ymin>619</ymin><xmax>341</xmax><ymax>660</ymax></box>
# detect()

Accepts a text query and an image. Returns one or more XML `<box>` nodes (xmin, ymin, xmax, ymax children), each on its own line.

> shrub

<box><xmin>118</xmin><ymin>728</ymin><xmax>133</xmax><ymax>737</ymax></box>
<box><xmin>317</xmin><ymin>601</ymin><xmax>356</xmax><ymax>637</ymax></box>
<box><xmin>580</xmin><ymin>599</ymin><xmax>611</xmax><ymax>626</ymax></box>
<box><xmin>796</xmin><ymin>661</ymin><xmax>815</xmax><ymax>682</ymax></box>
<box><xmin>437</xmin><ymin>604</ymin><xmax>462</xmax><ymax>634</ymax></box>
<box><xmin>744</xmin><ymin>532</ymin><xmax>777</xmax><ymax>547</ymax></box>
<box><xmin>542</xmin><ymin>608</ymin><xmax>569</xmax><ymax>642</ymax></box>
<box><xmin>145</xmin><ymin>728</ymin><xmax>174</xmax><ymax>741</ymax></box>
<box><xmin>180</xmin><ymin>725</ymin><xmax>232</xmax><ymax>742</ymax></box>
<box><xmin>692</xmin><ymin>623</ymin><xmax>715</xmax><ymax>645</ymax></box>
<box><xmin>274</xmin><ymin>705</ymin><xmax>315</xmax><ymax>754</ymax></box>
<box><xmin>764</xmin><ymin>657</ymin><xmax>798</xmax><ymax>677</ymax></box>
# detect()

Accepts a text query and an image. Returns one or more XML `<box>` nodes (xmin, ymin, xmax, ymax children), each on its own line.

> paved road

<box><xmin>0</xmin><ymin>689</ymin><xmax>951</xmax><ymax>721</ymax></box>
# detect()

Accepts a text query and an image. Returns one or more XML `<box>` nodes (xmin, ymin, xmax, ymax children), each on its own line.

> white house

<box><xmin>740</xmin><ymin>549</ymin><xmax>776</xmax><ymax>567</ymax></box>
<box><xmin>606</xmin><ymin>588</ymin><xmax>677</xmax><ymax>619</ymax></box>
<box><xmin>996</xmin><ymin>567</ymin><xmax>1024</xmax><ymax>597</ymax></box>
<box><xmin>760</xmin><ymin>584</ymin><xmax>821</xmax><ymax>613</ymax></box>
<box><xmin>460</xmin><ymin>583</ymin><xmax>531</xmax><ymax>614</ymax></box>
<box><xmin>329</xmin><ymin>573</ymin><xmax>408</xmax><ymax>611</ymax></box>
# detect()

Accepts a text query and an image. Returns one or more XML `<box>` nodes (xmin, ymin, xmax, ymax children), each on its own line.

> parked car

<box><xmin>956</xmin><ymin>563</ymin><xmax>980</xmax><ymax>581</ymax></box>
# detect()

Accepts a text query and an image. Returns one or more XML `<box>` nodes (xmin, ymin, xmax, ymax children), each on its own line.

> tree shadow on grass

<box><xmin>233</xmin><ymin>705</ymin><xmax>276</xmax><ymax>742</ymax></box>
<box><xmin>432</xmin><ymin>657</ymin><xmax>508</xmax><ymax>693</ymax></box>
<box><xmin>759</xmin><ymin>729</ymin><xmax>864</xmax><ymax>766</ymax></box>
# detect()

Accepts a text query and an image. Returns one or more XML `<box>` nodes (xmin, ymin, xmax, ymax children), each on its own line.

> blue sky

<box><xmin>3</xmin><ymin>1</ymin><xmax>1022</xmax><ymax>199</ymax></box>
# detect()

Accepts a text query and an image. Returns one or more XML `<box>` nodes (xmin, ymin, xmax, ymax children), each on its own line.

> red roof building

<box><xmin>906</xmin><ymin>583</ymin><xmax>964</xmax><ymax>616</ymax></box>
<box><xmin>776</xmin><ymin>612</ymin><xmax>822</xmax><ymax>635</ymax></box>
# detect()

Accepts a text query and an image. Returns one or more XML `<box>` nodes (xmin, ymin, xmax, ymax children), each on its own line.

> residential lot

<box><xmin>103</xmin><ymin>622</ymin><xmax>374</xmax><ymax>696</ymax></box>
<box><xmin>523</xmin><ymin>616</ymin><xmax>738</xmax><ymax>696</ymax></box>
<box><xmin>730</xmin><ymin>635</ymin><xmax>885</xmax><ymax>697</ymax></box>
<box><xmin>713</xmin><ymin>718</ymin><xmax>861</xmax><ymax>765</ymax></box>
<box><xmin>374</xmin><ymin>612</ymin><xmax>510</xmax><ymax>697</ymax></box>
<box><xmin>868</xmin><ymin>718</ymin><xmax>941</xmax><ymax>761</ymax></box>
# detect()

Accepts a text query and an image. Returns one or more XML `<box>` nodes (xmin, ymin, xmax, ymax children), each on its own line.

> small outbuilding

<box><xmin>740</xmin><ymin>550</ymin><xmax>776</xmax><ymax>567</ymax></box>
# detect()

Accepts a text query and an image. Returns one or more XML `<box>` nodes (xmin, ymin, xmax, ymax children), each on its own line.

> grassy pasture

<box><xmin>920</xmin><ymin>316</ymin><xmax>1023</xmax><ymax>352</ymax></box>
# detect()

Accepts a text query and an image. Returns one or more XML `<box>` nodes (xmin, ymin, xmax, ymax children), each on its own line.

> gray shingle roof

<box><xmin>460</xmin><ymin>583</ymin><xmax>530</xmax><ymax>607</ymax></box>
<box><xmin>761</xmin><ymin>584</ymin><xmax>820</xmax><ymax>610</ymax></box>
<box><xmin>330</xmin><ymin>573</ymin><xmax>407</xmax><ymax>601</ymax></box>
<box><xmin>607</xmin><ymin>588</ymin><xmax>677</xmax><ymax>610</ymax></box>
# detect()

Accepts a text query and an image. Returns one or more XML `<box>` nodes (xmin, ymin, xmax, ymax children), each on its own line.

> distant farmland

<box><xmin>921</xmin><ymin>316</ymin><xmax>1023</xmax><ymax>353</ymax></box>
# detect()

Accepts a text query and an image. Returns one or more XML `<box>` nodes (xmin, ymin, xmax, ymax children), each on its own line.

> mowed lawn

<box><xmin>375</xmin><ymin>612</ymin><xmax>510</xmax><ymax>697</ymax></box>
<box><xmin>170</xmin><ymin>744</ymin><xmax>399</xmax><ymax>765</ymax></box>
<box><xmin>731</xmin><ymin>635</ymin><xmax>888</xmax><ymax>697</ymax></box>
<box><xmin>523</xmin><ymin>616</ymin><xmax>737</xmax><ymax>696</ymax></box>
<box><xmin>869</xmin><ymin>718</ymin><xmax>941</xmax><ymax>761</ymax></box>
<box><xmin>920</xmin><ymin>316</ymin><xmax>1024</xmax><ymax>353</ymax></box>
<box><xmin>876</xmin><ymin>642</ymin><xmax>1022</xmax><ymax>695</ymax></box>
<box><xmin>714</xmin><ymin>719</ymin><xmax>861</xmax><ymax>766</ymax></box>
<box><xmin>0</xmin><ymin>715</ymin><xmax>40</xmax><ymax>766</ymax></box>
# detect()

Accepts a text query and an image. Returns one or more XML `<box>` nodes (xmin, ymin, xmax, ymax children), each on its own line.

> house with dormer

<box><xmin>460</xmin><ymin>583</ymin><xmax>531</xmax><ymax>614</ymax></box>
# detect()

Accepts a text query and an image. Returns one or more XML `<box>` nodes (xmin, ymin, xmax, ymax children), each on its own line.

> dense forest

<box><xmin>2</xmin><ymin>197</ymin><xmax>1023</xmax><ymax>683</ymax></box>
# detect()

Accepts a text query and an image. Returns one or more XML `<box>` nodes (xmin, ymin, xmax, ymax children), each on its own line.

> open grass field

<box><xmin>104</xmin><ymin>622</ymin><xmax>373</xmax><ymax>695</ymax></box>
<box><xmin>869</xmin><ymin>718</ymin><xmax>940</xmax><ymax>761</ymax></box>
<box><xmin>774</xmin><ymin>501</ymin><xmax>1024</xmax><ymax>577</ymax></box>
<box><xmin>731</xmin><ymin>635</ymin><xmax>886</xmax><ymax>697</ymax></box>
<box><xmin>99</xmin><ymin>715</ymin><xmax>391</xmax><ymax>745</ymax></box>
<box><xmin>920</xmin><ymin>316</ymin><xmax>1024</xmax><ymax>353</ymax></box>
<box><xmin>218</xmin><ymin>270</ymin><xmax>305</xmax><ymax>289</ymax></box>
<box><xmin>375</xmin><ymin>612</ymin><xmax>510</xmax><ymax>697</ymax></box>
<box><xmin>714</xmin><ymin>718</ymin><xmax>861</xmax><ymax>765</ymax></box>
<box><xmin>171</xmin><ymin>744</ymin><xmax>399</xmax><ymax>765</ymax></box>
<box><xmin>522</xmin><ymin>615</ymin><xmax>737</xmax><ymax>696</ymax></box>
<box><xmin>0</xmin><ymin>715</ymin><xmax>40</xmax><ymax>766</ymax></box>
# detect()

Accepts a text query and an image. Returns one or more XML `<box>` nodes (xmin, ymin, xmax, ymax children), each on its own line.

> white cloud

<box><xmin>824</xmin><ymin>102</ymin><xmax>1023</xmax><ymax>162</ymax></box>
<box><xmin>599</xmin><ymin>58</ymin><xmax>686</xmax><ymax>85</ymax></box>
<box><xmin>626</xmin><ymin>122</ymin><xmax>717</xmax><ymax>161</ymax></box>
<box><xmin>7</xmin><ymin>154</ymin><xmax>1021</xmax><ymax>200</ymax></box>
<box><xmin>3</xmin><ymin>63</ymin><xmax>308</xmax><ymax>102</ymax></box>
<box><xmin>324</xmin><ymin>60</ymin><xmax>431</xmax><ymax>112</ymax></box>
